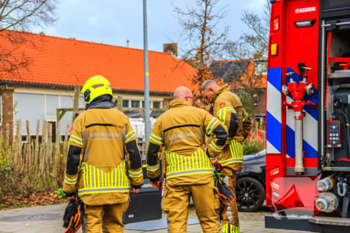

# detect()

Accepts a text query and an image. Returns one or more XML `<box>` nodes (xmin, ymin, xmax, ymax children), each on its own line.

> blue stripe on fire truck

<box><xmin>266</xmin><ymin>67</ymin><xmax>318</xmax><ymax>158</ymax></box>
<box><xmin>266</xmin><ymin>67</ymin><xmax>282</xmax><ymax>154</ymax></box>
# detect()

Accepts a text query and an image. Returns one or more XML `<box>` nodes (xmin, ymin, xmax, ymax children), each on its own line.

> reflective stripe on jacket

<box><xmin>218</xmin><ymin>140</ymin><xmax>243</xmax><ymax>166</ymax></box>
<box><xmin>77</xmin><ymin>161</ymin><xmax>130</xmax><ymax>195</ymax></box>
<box><xmin>63</xmin><ymin>107</ymin><xmax>144</xmax><ymax>206</ymax></box>
<box><xmin>146</xmin><ymin>99</ymin><xmax>228</xmax><ymax>186</ymax></box>
<box><xmin>210</xmin><ymin>85</ymin><xmax>251</xmax><ymax>174</ymax></box>
<box><xmin>166</xmin><ymin>147</ymin><xmax>213</xmax><ymax>179</ymax></box>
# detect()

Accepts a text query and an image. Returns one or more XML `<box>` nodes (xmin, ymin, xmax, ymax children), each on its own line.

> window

<box><xmin>48</xmin><ymin>121</ymin><xmax>56</xmax><ymax>142</ymax></box>
<box><xmin>21</xmin><ymin>135</ymin><xmax>27</xmax><ymax>142</ymax></box>
<box><xmin>153</xmin><ymin>101</ymin><xmax>161</xmax><ymax>109</ymax></box>
<box><xmin>28</xmin><ymin>135</ymin><xmax>43</xmax><ymax>143</ymax></box>
<box><xmin>255</xmin><ymin>61</ymin><xmax>267</xmax><ymax>75</ymax></box>
<box><xmin>131</xmin><ymin>100</ymin><xmax>140</xmax><ymax>108</ymax></box>
<box><xmin>253</xmin><ymin>93</ymin><xmax>259</xmax><ymax>106</ymax></box>
<box><xmin>123</xmin><ymin>100</ymin><xmax>129</xmax><ymax>108</ymax></box>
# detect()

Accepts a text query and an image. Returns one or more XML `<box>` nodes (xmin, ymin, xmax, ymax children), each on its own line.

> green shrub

<box><xmin>0</xmin><ymin>139</ymin><xmax>23</xmax><ymax>203</ymax></box>
<box><xmin>53</xmin><ymin>188</ymin><xmax>66</xmax><ymax>200</ymax></box>
<box><xmin>243</xmin><ymin>134</ymin><xmax>265</xmax><ymax>155</ymax></box>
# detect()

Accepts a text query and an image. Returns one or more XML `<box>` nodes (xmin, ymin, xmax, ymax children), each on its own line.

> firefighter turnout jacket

<box><xmin>63</xmin><ymin>107</ymin><xmax>144</xmax><ymax>206</ymax></box>
<box><xmin>210</xmin><ymin>84</ymin><xmax>251</xmax><ymax>174</ymax></box>
<box><xmin>146</xmin><ymin>99</ymin><xmax>228</xmax><ymax>186</ymax></box>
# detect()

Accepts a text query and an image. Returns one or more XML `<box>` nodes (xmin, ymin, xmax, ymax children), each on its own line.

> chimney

<box><xmin>127</xmin><ymin>40</ymin><xmax>129</xmax><ymax>48</ymax></box>
<box><xmin>163</xmin><ymin>43</ymin><xmax>178</xmax><ymax>57</ymax></box>
<box><xmin>253</xmin><ymin>52</ymin><xmax>262</xmax><ymax>60</ymax></box>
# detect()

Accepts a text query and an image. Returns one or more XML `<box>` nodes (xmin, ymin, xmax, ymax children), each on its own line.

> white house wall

<box><xmin>14</xmin><ymin>87</ymin><xmax>169</xmax><ymax>136</ymax></box>
<box><xmin>14</xmin><ymin>93</ymin><xmax>46</xmax><ymax>135</ymax></box>
<box><xmin>14</xmin><ymin>93</ymin><xmax>85</xmax><ymax>135</ymax></box>
<box><xmin>46</xmin><ymin>95</ymin><xmax>59</xmax><ymax>116</ymax></box>
<box><xmin>14</xmin><ymin>87</ymin><xmax>168</xmax><ymax>101</ymax></box>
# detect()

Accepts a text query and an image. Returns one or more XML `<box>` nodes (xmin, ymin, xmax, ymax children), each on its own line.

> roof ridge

<box><xmin>4</xmin><ymin>29</ymin><xmax>170</xmax><ymax>55</ymax></box>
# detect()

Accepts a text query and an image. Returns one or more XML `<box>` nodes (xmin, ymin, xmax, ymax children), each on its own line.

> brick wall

<box><xmin>0</xmin><ymin>89</ymin><xmax>14</xmax><ymax>142</ymax></box>
<box><xmin>254</xmin><ymin>90</ymin><xmax>266</xmax><ymax>115</ymax></box>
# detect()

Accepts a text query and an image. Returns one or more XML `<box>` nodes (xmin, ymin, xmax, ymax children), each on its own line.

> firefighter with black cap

<box><xmin>63</xmin><ymin>75</ymin><xmax>144</xmax><ymax>233</ymax></box>
<box><xmin>200</xmin><ymin>80</ymin><xmax>251</xmax><ymax>233</ymax></box>
<box><xmin>146</xmin><ymin>86</ymin><xmax>228</xmax><ymax>233</ymax></box>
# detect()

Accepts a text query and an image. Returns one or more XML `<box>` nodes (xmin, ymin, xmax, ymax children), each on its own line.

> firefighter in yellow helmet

<box><xmin>200</xmin><ymin>80</ymin><xmax>251</xmax><ymax>233</ymax></box>
<box><xmin>63</xmin><ymin>75</ymin><xmax>144</xmax><ymax>233</ymax></box>
<box><xmin>146</xmin><ymin>86</ymin><xmax>228</xmax><ymax>233</ymax></box>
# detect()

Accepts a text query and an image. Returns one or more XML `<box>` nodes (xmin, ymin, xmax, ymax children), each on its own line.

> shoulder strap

<box><xmin>161</xmin><ymin>132</ymin><xmax>168</xmax><ymax>150</ymax></box>
<box><xmin>122</xmin><ymin>130</ymin><xmax>126</xmax><ymax>158</ymax></box>
<box><xmin>200</xmin><ymin>127</ymin><xmax>205</xmax><ymax>145</ymax></box>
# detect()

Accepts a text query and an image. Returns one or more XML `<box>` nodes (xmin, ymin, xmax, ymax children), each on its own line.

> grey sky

<box><xmin>32</xmin><ymin>0</ymin><xmax>267</xmax><ymax>56</ymax></box>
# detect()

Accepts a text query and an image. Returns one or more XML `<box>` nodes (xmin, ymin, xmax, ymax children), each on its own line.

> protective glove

<box><xmin>130</xmin><ymin>184</ymin><xmax>142</xmax><ymax>195</ymax></box>
<box><xmin>64</xmin><ymin>192</ymin><xmax>75</xmax><ymax>198</ymax></box>
<box><xmin>214</xmin><ymin>170</ymin><xmax>235</xmax><ymax>205</ymax></box>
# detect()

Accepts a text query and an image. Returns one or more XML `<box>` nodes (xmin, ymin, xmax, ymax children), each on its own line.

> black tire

<box><xmin>235</xmin><ymin>177</ymin><xmax>265</xmax><ymax>212</ymax></box>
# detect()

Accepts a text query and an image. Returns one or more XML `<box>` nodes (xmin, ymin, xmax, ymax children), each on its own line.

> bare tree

<box><xmin>173</xmin><ymin>0</ymin><xmax>228</xmax><ymax>66</ymax></box>
<box><xmin>0</xmin><ymin>0</ymin><xmax>57</xmax><ymax>32</ymax></box>
<box><xmin>219</xmin><ymin>0</ymin><xmax>270</xmax><ymax>132</ymax></box>
<box><xmin>0</xmin><ymin>0</ymin><xmax>58</xmax><ymax>78</ymax></box>
<box><xmin>173</xmin><ymin>0</ymin><xmax>227</xmax><ymax>109</ymax></box>
<box><xmin>220</xmin><ymin>55</ymin><xmax>266</xmax><ymax>132</ymax></box>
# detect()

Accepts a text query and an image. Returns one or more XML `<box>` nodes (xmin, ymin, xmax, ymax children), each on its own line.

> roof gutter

<box><xmin>0</xmin><ymin>80</ymin><xmax>171</xmax><ymax>96</ymax></box>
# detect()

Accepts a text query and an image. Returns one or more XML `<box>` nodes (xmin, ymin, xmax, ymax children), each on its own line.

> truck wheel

<box><xmin>235</xmin><ymin>177</ymin><xmax>265</xmax><ymax>212</ymax></box>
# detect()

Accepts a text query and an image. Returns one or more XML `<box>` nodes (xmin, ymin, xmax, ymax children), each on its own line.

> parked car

<box><xmin>235</xmin><ymin>149</ymin><xmax>266</xmax><ymax>212</ymax></box>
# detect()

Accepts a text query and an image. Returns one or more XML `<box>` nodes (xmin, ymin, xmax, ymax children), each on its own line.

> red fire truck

<box><xmin>265</xmin><ymin>0</ymin><xmax>350</xmax><ymax>232</ymax></box>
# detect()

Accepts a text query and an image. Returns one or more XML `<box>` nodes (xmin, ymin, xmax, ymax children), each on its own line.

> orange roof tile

<box><xmin>0</xmin><ymin>31</ymin><xmax>196</xmax><ymax>94</ymax></box>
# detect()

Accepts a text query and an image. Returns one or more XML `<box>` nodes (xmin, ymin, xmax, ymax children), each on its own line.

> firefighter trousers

<box><xmin>162</xmin><ymin>179</ymin><xmax>221</xmax><ymax>233</ymax></box>
<box><xmin>221</xmin><ymin>172</ymin><xmax>240</xmax><ymax>233</ymax></box>
<box><xmin>82</xmin><ymin>201</ymin><xmax>129</xmax><ymax>233</ymax></box>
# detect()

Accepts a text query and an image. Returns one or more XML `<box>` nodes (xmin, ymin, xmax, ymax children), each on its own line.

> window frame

<box><xmin>131</xmin><ymin>100</ymin><xmax>140</xmax><ymax>108</ymax></box>
<box><xmin>254</xmin><ymin>61</ymin><xmax>268</xmax><ymax>75</ymax></box>
<box><xmin>123</xmin><ymin>100</ymin><xmax>130</xmax><ymax>108</ymax></box>
<box><xmin>153</xmin><ymin>101</ymin><xmax>162</xmax><ymax>109</ymax></box>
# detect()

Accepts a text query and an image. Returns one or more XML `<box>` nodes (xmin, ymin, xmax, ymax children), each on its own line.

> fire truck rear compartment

<box><xmin>328</xmin><ymin>27</ymin><xmax>350</xmax><ymax>86</ymax></box>
<box><xmin>324</xmin><ymin>24</ymin><xmax>350</xmax><ymax>168</ymax></box>
<box><xmin>318</xmin><ymin>18</ymin><xmax>350</xmax><ymax>221</ymax></box>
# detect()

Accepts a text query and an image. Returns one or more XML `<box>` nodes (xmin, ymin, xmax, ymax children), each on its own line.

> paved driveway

<box><xmin>0</xmin><ymin>204</ymin><xmax>317</xmax><ymax>233</ymax></box>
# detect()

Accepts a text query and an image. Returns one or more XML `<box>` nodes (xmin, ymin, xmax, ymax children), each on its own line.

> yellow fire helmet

<box><xmin>81</xmin><ymin>75</ymin><xmax>113</xmax><ymax>104</ymax></box>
